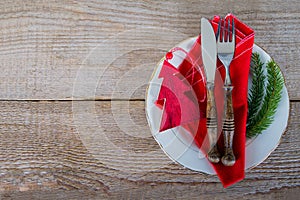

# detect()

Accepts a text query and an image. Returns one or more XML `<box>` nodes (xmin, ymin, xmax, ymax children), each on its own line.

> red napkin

<box><xmin>156</xmin><ymin>59</ymin><xmax>202</xmax><ymax>132</ymax></box>
<box><xmin>156</xmin><ymin>14</ymin><xmax>254</xmax><ymax>187</ymax></box>
<box><xmin>156</xmin><ymin>44</ymin><xmax>206</xmax><ymax>134</ymax></box>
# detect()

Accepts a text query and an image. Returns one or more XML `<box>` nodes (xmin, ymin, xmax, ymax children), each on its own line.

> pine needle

<box><xmin>246</xmin><ymin>53</ymin><xmax>284</xmax><ymax>138</ymax></box>
<box><xmin>247</xmin><ymin>53</ymin><xmax>266</xmax><ymax>123</ymax></box>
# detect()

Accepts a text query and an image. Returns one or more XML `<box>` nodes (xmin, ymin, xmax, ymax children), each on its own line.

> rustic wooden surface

<box><xmin>0</xmin><ymin>0</ymin><xmax>299</xmax><ymax>199</ymax></box>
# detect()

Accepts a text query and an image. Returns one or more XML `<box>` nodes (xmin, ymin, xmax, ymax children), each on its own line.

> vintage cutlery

<box><xmin>217</xmin><ymin>18</ymin><xmax>236</xmax><ymax>166</ymax></box>
<box><xmin>201</xmin><ymin>18</ymin><xmax>220</xmax><ymax>163</ymax></box>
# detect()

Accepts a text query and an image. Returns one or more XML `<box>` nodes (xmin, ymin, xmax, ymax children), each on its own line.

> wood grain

<box><xmin>0</xmin><ymin>0</ymin><xmax>299</xmax><ymax>100</ymax></box>
<box><xmin>0</xmin><ymin>101</ymin><xmax>299</xmax><ymax>198</ymax></box>
<box><xmin>0</xmin><ymin>0</ymin><xmax>299</xmax><ymax>199</ymax></box>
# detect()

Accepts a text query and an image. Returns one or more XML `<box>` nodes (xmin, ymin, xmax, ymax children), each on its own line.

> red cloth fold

<box><xmin>156</xmin><ymin>14</ymin><xmax>254</xmax><ymax>187</ymax></box>
<box><xmin>156</xmin><ymin>60</ymin><xmax>202</xmax><ymax>131</ymax></box>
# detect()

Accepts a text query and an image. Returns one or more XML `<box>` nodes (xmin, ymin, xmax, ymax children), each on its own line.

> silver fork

<box><xmin>217</xmin><ymin>18</ymin><xmax>236</xmax><ymax>166</ymax></box>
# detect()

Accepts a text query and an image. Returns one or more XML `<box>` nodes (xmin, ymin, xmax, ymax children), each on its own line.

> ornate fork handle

<box><xmin>206</xmin><ymin>82</ymin><xmax>221</xmax><ymax>163</ymax></box>
<box><xmin>222</xmin><ymin>84</ymin><xmax>236</xmax><ymax>166</ymax></box>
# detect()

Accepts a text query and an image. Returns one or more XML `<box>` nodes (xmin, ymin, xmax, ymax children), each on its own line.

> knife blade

<box><xmin>201</xmin><ymin>18</ymin><xmax>220</xmax><ymax>163</ymax></box>
<box><xmin>201</xmin><ymin>18</ymin><xmax>217</xmax><ymax>84</ymax></box>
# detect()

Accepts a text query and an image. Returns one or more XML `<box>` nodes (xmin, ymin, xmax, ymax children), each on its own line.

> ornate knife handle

<box><xmin>206</xmin><ymin>83</ymin><xmax>220</xmax><ymax>163</ymax></box>
<box><xmin>222</xmin><ymin>85</ymin><xmax>236</xmax><ymax>166</ymax></box>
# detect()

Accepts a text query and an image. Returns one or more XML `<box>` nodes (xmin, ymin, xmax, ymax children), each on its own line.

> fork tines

<box><xmin>217</xmin><ymin>18</ymin><xmax>235</xmax><ymax>43</ymax></box>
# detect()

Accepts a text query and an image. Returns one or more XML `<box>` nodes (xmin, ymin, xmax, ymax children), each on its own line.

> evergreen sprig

<box><xmin>246</xmin><ymin>53</ymin><xmax>284</xmax><ymax>138</ymax></box>
<box><xmin>247</xmin><ymin>53</ymin><xmax>266</xmax><ymax>124</ymax></box>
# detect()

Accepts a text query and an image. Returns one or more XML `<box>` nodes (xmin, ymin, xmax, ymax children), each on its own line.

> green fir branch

<box><xmin>247</xmin><ymin>53</ymin><xmax>266</xmax><ymax>123</ymax></box>
<box><xmin>246</xmin><ymin>54</ymin><xmax>284</xmax><ymax>138</ymax></box>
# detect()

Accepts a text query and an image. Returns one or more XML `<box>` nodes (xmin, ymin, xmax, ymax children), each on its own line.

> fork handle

<box><xmin>222</xmin><ymin>85</ymin><xmax>236</xmax><ymax>166</ymax></box>
<box><xmin>206</xmin><ymin>83</ymin><xmax>220</xmax><ymax>163</ymax></box>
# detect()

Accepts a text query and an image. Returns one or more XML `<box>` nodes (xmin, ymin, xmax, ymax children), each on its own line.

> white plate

<box><xmin>145</xmin><ymin>37</ymin><xmax>289</xmax><ymax>174</ymax></box>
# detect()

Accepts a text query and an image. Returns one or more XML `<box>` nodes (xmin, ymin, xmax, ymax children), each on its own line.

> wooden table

<box><xmin>0</xmin><ymin>0</ymin><xmax>299</xmax><ymax>199</ymax></box>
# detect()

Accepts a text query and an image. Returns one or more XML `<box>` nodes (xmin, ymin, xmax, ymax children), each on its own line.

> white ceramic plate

<box><xmin>145</xmin><ymin>37</ymin><xmax>289</xmax><ymax>174</ymax></box>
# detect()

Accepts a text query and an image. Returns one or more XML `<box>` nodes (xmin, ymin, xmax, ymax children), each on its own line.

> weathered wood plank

<box><xmin>0</xmin><ymin>0</ymin><xmax>299</xmax><ymax>100</ymax></box>
<box><xmin>0</xmin><ymin>0</ymin><xmax>299</xmax><ymax>198</ymax></box>
<box><xmin>1</xmin><ymin>186</ymin><xmax>299</xmax><ymax>200</ymax></box>
<box><xmin>0</xmin><ymin>101</ymin><xmax>299</xmax><ymax>198</ymax></box>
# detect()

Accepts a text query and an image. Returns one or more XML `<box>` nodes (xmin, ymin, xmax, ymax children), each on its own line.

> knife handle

<box><xmin>206</xmin><ymin>83</ymin><xmax>220</xmax><ymax>163</ymax></box>
<box><xmin>222</xmin><ymin>85</ymin><xmax>236</xmax><ymax>166</ymax></box>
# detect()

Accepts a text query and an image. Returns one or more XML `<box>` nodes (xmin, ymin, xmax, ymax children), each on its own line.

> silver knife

<box><xmin>201</xmin><ymin>18</ymin><xmax>220</xmax><ymax>163</ymax></box>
